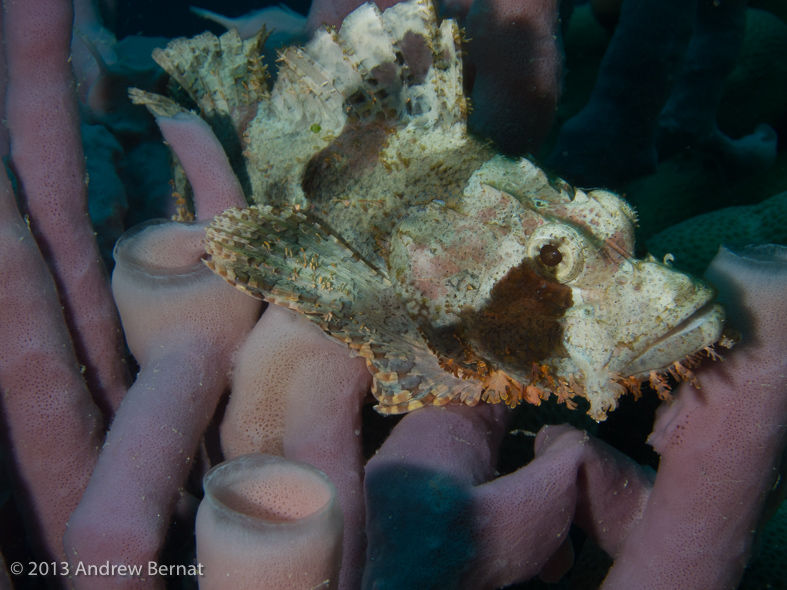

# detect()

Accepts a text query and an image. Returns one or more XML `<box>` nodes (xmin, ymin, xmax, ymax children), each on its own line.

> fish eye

<box><xmin>527</xmin><ymin>224</ymin><xmax>586</xmax><ymax>283</ymax></box>
<box><xmin>539</xmin><ymin>243</ymin><xmax>563</xmax><ymax>267</ymax></box>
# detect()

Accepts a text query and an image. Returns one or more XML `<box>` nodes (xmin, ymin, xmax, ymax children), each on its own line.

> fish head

<box><xmin>389</xmin><ymin>156</ymin><xmax>725</xmax><ymax>419</ymax></box>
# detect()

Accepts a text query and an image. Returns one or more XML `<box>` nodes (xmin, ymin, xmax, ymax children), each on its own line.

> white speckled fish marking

<box><xmin>139</xmin><ymin>0</ymin><xmax>725</xmax><ymax>420</ymax></box>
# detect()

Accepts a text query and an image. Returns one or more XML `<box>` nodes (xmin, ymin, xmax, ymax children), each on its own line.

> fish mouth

<box><xmin>621</xmin><ymin>301</ymin><xmax>726</xmax><ymax>377</ymax></box>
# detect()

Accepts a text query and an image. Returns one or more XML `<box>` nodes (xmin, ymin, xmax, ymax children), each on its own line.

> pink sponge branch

<box><xmin>468</xmin><ymin>424</ymin><xmax>653</xmax><ymax>588</ymax></box>
<box><xmin>363</xmin><ymin>404</ymin><xmax>655</xmax><ymax>589</ymax></box>
<box><xmin>64</xmin><ymin>220</ymin><xmax>261</xmax><ymax>588</ymax></box>
<box><xmin>363</xmin><ymin>404</ymin><xmax>508</xmax><ymax>589</ymax></box>
<box><xmin>0</xmin><ymin>2</ymin><xmax>102</xmax><ymax>567</ymax></box>
<box><xmin>464</xmin><ymin>0</ymin><xmax>562</xmax><ymax>154</ymax></box>
<box><xmin>0</xmin><ymin>154</ymin><xmax>102</xmax><ymax>565</ymax></box>
<box><xmin>0</xmin><ymin>552</ymin><xmax>11</xmax><ymax>590</ymax></box>
<box><xmin>220</xmin><ymin>305</ymin><xmax>372</xmax><ymax>589</ymax></box>
<box><xmin>195</xmin><ymin>454</ymin><xmax>345</xmax><ymax>589</ymax></box>
<box><xmin>3</xmin><ymin>0</ymin><xmax>127</xmax><ymax>415</ymax></box>
<box><xmin>62</xmin><ymin>99</ymin><xmax>260</xmax><ymax>586</ymax></box>
<box><xmin>603</xmin><ymin>245</ymin><xmax>787</xmax><ymax>589</ymax></box>
<box><xmin>154</xmin><ymin>111</ymin><xmax>248</xmax><ymax>220</ymax></box>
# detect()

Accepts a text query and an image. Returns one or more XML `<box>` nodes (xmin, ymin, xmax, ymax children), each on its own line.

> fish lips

<box><xmin>621</xmin><ymin>301</ymin><xmax>726</xmax><ymax>378</ymax></box>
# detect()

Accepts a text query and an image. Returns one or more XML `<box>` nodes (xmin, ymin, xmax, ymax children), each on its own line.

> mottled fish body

<box><xmin>136</xmin><ymin>0</ymin><xmax>725</xmax><ymax>420</ymax></box>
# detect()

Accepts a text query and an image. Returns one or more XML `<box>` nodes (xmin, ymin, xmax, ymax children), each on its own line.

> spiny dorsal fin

<box><xmin>151</xmin><ymin>27</ymin><xmax>269</xmax><ymax>125</ymax></box>
<box><xmin>268</xmin><ymin>0</ymin><xmax>465</xmax><ymax>135</ymax></box>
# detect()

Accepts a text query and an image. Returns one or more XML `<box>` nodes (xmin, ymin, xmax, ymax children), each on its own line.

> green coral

<box><xmin>646</xmin><ymin>191</ymin><xmax>787</xmax><ymax>276</ymax></box>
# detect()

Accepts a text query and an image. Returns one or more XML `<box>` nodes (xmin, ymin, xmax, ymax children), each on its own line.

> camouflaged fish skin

<box><xmin>140</xmin><ymin>0</ymin><xmax>725</xmax><ymax>420</ymax></box>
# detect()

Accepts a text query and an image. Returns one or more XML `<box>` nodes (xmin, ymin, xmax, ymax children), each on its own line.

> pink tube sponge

<box><xmin>363</xmin><ymin>406</ymin><xmax>653</xmax><ymax>589</ymax></box>
<box><xmin>603</xmin><ymin>244</ymin><xmax>787</xmax><ymax>589</ymax></box>
<box><xmin>111</xmin><ymin>220</ymin><xmax>248</xmax><ymax>361</ymax></box>
<box><xmin>0</xmin><ymin>553</ymin><xmax>10</xmax><ymax>590</ymax></box>
<box><xmin>220</xmin><ymin>304</ymin><xmax>371</xmax><ymax>588</ymax></box>
<box><xmin>154</xmin><ymin>112</ymin><xmax>247</xmax><ymax>221</ymax></box>
<box><xmin>64</xmin><ymin>219</ymin><xmax>261</xmax><ymax>587</ymax></box>
<box><xmin>221</xmin><ymin>305</ymin><xmax>370</xmax><ymax>459</ymax></box>
<box><xmin>196</xmin><ymin>453</ymin><xmax>344</xmax><ymax>589</ymax></box>
<box><xmin>465</xmin><ymin>0</ymin><xmax>562</xmax><ymax>154</ymax></box>
<box><xmin>0</xmin><ymin>155</ymin><xmax>102</xmax><ymax>566</ymax></box>
<box><xmin>4</xmin><ymin>0</ymin><xmax>128</xmax><ymax>414</ymax></box>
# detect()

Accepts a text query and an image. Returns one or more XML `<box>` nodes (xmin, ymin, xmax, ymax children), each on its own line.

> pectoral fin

<box><xmin>205</xmin><ymin>205</ymin><xmax>483</xmax><ymax>413</ymax></box>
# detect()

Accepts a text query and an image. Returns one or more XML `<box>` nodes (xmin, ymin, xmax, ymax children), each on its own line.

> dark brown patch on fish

<box><xmin>415</xmin><ymin>260</ymin><xmax>572</xmax><ymax>378</ymax></box>
<box><xmin>302</xmin><ymin>121</ymin><xmax>392</xmax><ymax>203</ymax></box>
<box><xmin>463</xmin><ymin>260</ymin><xmax>572</xmax><ymax>369</ymax></box>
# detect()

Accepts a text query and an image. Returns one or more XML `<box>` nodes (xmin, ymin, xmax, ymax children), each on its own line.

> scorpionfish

<box><xmin>136</xmin><ymin>0</ymin><xmax>725</xmax><ymax>420</ymax></box>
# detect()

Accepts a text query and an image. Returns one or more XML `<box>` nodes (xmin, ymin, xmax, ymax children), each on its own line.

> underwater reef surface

<box><xmin>1</xmin><ymin>0</ymin><xmax>786</xmax><ymax>589</ymax></box>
